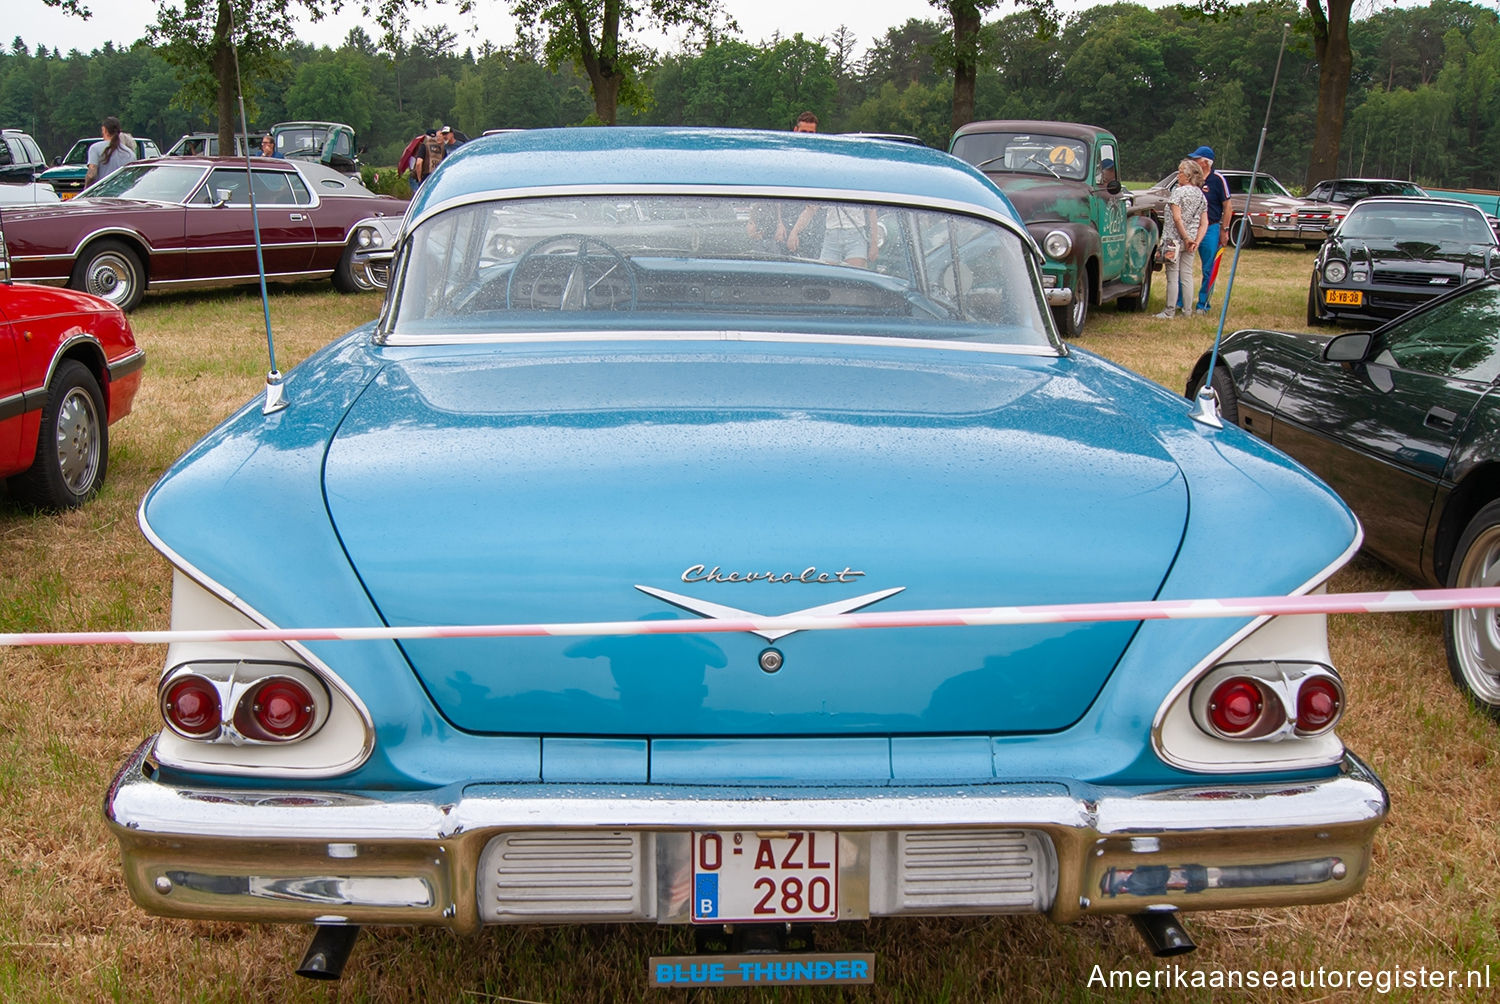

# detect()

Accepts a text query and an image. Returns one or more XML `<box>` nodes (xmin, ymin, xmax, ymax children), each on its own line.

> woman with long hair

<box><xmin>84</xmin><ymin>115</ymin><xmax>137</xmax><ymax>186</ymax></box>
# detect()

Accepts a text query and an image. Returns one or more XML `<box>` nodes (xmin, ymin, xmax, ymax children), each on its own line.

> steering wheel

<box><xmin>506</xmin><ymin>234</ymin><xmax>638</xmax><ymax>310</ymax></box>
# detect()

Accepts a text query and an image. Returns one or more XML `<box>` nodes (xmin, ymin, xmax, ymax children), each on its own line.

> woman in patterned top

<box><xmin>1155</xmin><ymin>159</ymin><xmax>1208</xmax><ymax>318</ymax></box>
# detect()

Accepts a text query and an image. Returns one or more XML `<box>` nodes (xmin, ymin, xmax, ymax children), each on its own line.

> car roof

<box><xmin>1348</xmin><ymin>195</ymin><xmax>1481</xmax><ymax>212</ymax></box>
<box><xmin>411</xmin><ymin>127</ymin><xmax>1020</xmax><ymax>225</ymax></box>
<box><xmin>951</xmin><ymin>120</ymin><xmax>1105</xmax><ymax>142</ymax></box>
<box><xmin>1324</xmin><ymin>177</ymin><xmax>1423</xmax><ymax>185</ymax></box>
<box><xmin>142</xmin><ymin>155</ymin><xmax>298</xmax><ymax>170</ymax></box>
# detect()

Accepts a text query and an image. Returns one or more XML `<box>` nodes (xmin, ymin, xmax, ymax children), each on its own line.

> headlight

<box><xmin>1042</xmin><ymin>230</ymin><xmax>1072</xmax><ymax>260</ymax></box>
<box><xmin>1323</xmin><ymin>260</ymin><xmax>1348</xmax><ymax>283</ymax></box>
<box><xmin>355</xmin><ymin>225</ymin><xmax>381</xmax><ymax>249</ymax></box>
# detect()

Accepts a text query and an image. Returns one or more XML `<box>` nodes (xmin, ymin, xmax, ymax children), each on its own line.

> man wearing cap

<box><xmin>1189</xmin><ymin>145</ymin><xmax>1235</xmax><ymax>314</ymax></box>
<box><xmin>414</xmin><ymin>127</ymin><xmax>461</xmax><ymax>187</ymax></box>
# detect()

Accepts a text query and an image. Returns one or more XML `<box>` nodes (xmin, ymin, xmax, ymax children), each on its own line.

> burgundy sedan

<box><xmin>1</xmin><ymin>281</ymin><xmax>144</xmax><ymax>508</ymax></box>
<box><xmin>0</xmin><ymin>157</ymin><xmax>408</xmax><ymax>311</ymax></box>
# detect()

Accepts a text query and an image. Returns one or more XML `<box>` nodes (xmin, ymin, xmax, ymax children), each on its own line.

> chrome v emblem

<box><xmin>634</xmin><ymin>584</ymin><xmax>906</xmax><ymax>642</ymax></box>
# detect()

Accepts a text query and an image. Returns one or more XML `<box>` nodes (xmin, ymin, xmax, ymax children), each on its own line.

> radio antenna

<box><xmin>1193</xmin><ymin>21</ymin><xmax>1291</xmax><ymax>428</ymax></box>
<box><xmin>226</xmin><ymin>6</ymin><xmax>287</xmax><ymax>414</ymax></box>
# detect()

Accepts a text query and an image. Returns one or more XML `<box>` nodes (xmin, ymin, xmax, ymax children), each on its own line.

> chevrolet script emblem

<box><xmin>635</xmin><ymin>584</ymin><xmax>905</xmax><ymax>642</ymax></box>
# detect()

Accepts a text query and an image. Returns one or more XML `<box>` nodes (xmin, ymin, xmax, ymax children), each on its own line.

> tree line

<box><xmin>4</xmin><ymin>0</ymin><xmax>1498</xmax><ymax>192</ymax></box>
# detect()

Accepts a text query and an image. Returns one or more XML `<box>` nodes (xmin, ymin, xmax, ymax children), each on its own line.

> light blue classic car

<box><xmin>106</xmin><ymin>128</ymin><xmax>1387</xmax><ymax>982</ymax></box>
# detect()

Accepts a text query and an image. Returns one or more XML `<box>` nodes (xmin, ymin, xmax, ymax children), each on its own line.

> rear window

<box><xmin>389</xmin><ymin>194</ymin><xmax>1052</xmax><ymax>348</ymax></box>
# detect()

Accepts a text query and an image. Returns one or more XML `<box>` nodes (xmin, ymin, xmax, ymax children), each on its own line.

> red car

<box><xmin>1</xmin><ymin>281</ymin><xmax>144</xmax><ymax>508</ymax></box>
<box><xmin>0</xmin><ymin>157</ymin><xmax>408</xmax><ymax>311</ymax></box>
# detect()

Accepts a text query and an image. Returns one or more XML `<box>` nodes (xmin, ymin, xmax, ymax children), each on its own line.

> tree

<box><xmin>932</xmin><ymin>1</ymin><xmax>992</xmax><ymax>133</ymax></box>
<box><xmin>509</xmin><ymin>0</ymin><xmax>735</xmax><ymax>124</ymax></box>
<box><xmin>42</xmin><ymin>0</ymin><xmax>473</xmax><ymax>153</ymax></box>
<box><xmin>1303</xmin><ymin>0</ymin><xmax>1355</xmax><ymax>184</ymax></box>
<box><xmin>932</xmin><ymin>0</ymin><xmax>1056</xmax><ymax>133</ymax></box>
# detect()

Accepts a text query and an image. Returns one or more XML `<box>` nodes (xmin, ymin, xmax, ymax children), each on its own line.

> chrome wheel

<box><xmin>83</xmin><ymin>252</ymin><xmax>134</xmax><ymax>304</ymax></box>
<box><xmin>72</xmin><ymin>240</ymin><xmax>145</xmax><ymax>311</ymax></box>
<box><xmin>54</xmin><ymin>385</ymin><xmax>102</xmax><ymax>495</ymax></box>
<box><xmin>1446</xmin><ymin>500</ymin><xmax>1500</xmax><ymax>719</ymax></box>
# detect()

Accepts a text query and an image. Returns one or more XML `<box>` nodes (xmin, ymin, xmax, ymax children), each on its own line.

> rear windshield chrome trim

<box><xmin>377</xmin><ymin>328</ymin><xmax>1064</xmax><ymax>356</ymax></box>
<box><xmin>412</xmin><ymin>183</ymin><xmax>1031</xmax><ymax>240</ymax></box>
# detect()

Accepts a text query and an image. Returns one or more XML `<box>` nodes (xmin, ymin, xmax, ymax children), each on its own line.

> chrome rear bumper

<box><xmin>105</xmin><ymin>739</ymin><xmax>1387</xmax><ymax>935</ymax></box>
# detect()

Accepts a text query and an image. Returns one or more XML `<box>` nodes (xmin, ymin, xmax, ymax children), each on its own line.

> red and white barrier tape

<box><xmin>2</xmin><ymin>586</ymin><xmax>1497</xmax><ymax>648</ymax></box>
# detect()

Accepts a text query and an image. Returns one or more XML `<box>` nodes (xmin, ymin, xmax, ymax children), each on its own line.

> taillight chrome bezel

<box><xmin>160</xmin><ymin>674</ymin><xmax>224</xmax><ymax>739</ymax></box>
<box><xmin>158</xmin><ymin>662</ymin><xmax>330</xmax><ymax>745</ymax></box>
<box><xmin>1190</xmin><ymin>662</ymin><xmax>1345</xmax><ymax>742</ymax></box>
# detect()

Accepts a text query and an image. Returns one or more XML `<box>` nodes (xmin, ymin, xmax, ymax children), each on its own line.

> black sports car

<box><xmin>1308</xmin><ymin>197</ymin><xmax>1498</xmax><ymax>327</ymax></box>
<box><xmin>1189</xmin><ymin>277</ymin><xmax>1500</xmax><ymax>719</ymax></box>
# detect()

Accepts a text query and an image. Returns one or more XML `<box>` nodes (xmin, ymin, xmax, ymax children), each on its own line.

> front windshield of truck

<box><xmin>389</xmin><ymin>194</ymin><xmax>1053</xmax><ymax>348</ymax></box>
<box><xmin>62</xmin><ymin>140</ymin><xmax>91</xmax><ymax>166</ymax></box>
<box><xmin>950</xmin><ymin>132</ymin><xmax>1090</xmax><ymax>181</ymax></box>
<box><xmin>277</xmin><ymin>127</ymin><xmax>329</xmax><ymax>159</ymax></box>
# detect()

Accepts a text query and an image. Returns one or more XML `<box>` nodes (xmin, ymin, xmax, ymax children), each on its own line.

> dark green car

<box><xmin>950</xmin><ymin>120</ymin><xmax>1158</xmax><ymax>337</ymax></box>
<box><xmin>1187</xmin><ymin>278</ymin><xmax>1500</xmax><ymax>720</ymax></box>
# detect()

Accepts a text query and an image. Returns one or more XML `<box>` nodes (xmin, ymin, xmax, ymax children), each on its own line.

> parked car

<box><xmin>1188</xmin><ymin>277</ymin><xmax>1500</xmax><ymax>718</ymax></box>
<box><xmin>1307</xmin><ymin>196</ymin><xmax>1498</xmax><ymax>326</ymax></box>
<box><xmin>0</xmin><ymin>181</ymin><xmax>60</xmax><ymax>206</ymax></box>
<box><xmin>39</xmin><ymin>135</ymin><xmax>163</xmax><ymax>199</ymax></box>
<box><xmin>0</xmin><ymin>128</ymin><xmax>48</xmax><ymax>184</ymax></box>
<box><xmin>1142</xmin><ymin>170</ymin><xmax>1346</xmax><ymax>249</ymax></box>
<box><xmin>104</xmin><ymin>127</ymin><xmax>1385</xmax><ymax>980</ymax></box>
<box><xmin>269</xmin><ymin>120</ymin><xmax>360</xmax><ymax>177</ymax></box>
<box><xmin>949</xmin><ymin>120</ymin><xmax>1157</xmax><ymax>337</ymax></box>
<box><xmin>0</xmin><ymin>157</ymin><xmax>408</xmax><ymax>311</ymax></box>
<box><xmin>1305</xmin><ymin>177</ymin><xmax>1429</xmax><ymax>207</ymax></box>
<box><xmin>164</xmin><ymin>132</ymin><xmax>248</xmax><ymax>157</ymax></box>
<box><xmin>0</xmin><ymin>281</ymin><xmax>144</xmax><ymax>508</ymax></box>
<box><xmin>344</xmin><ymin>215</ymin><xmax>401</xmax><ymax>291</ymax></box>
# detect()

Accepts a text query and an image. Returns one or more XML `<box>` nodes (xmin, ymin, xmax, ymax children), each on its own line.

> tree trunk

<box><xmin>569</xmin><ymin>0</ymin><xmax>620</xmax><ymax>124</ymax></box>
<box><xmin>1306</xmin><ymin>0</ymin><xmax>1354</xmax><ymax>186</ymax></box>
<box><xmin>214</xmin><ymin>0</ymin><xmax>236</xmax><ymax>155</ymax></box>
<box><xmin>950</xmin><ymin>1</ymin><xmax>981</xmax><ymax>134</ymax></box>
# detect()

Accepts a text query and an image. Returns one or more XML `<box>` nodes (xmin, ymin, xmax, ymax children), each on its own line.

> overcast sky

<box><xmin>10</xmin><ymin>0</ymin><xmax>941</xmax><ymax>57</ymax></box>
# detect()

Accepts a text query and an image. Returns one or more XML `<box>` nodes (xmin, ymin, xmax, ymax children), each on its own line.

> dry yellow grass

<box><xmin>1</xmin><ymin>262</ymin><xmax>1497</xmax><ymax>1001</ymax></box>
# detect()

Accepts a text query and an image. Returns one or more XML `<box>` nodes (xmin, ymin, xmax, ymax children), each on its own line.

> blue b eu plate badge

<box><xmin>694</xmin><ymin>872</ymin><xmax>719</xmax><ymax>919</ymax></box>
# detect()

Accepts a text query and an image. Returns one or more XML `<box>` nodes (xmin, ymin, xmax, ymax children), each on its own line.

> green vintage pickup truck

<box><xmin>950</xmin><ymin>120</ymin><xmax>1159</xmax><ymax>337</ymax></box>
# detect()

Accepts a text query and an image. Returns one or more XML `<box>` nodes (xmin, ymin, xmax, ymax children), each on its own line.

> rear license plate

<box><xmin>1325</xmin><ymin>289</ymin><xmax>1362</xmax><ymax>305</ymax></box>
<box><xmin>691</xmin><ymin>830</ymin><xmax>838</xmax><ymax>923</ymax></box>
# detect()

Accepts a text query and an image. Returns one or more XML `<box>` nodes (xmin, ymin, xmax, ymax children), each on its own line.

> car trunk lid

<box><xmin>324</xmin><ymin>343</ymin><xmax>1187</xmax><ymax>737</ymax></box>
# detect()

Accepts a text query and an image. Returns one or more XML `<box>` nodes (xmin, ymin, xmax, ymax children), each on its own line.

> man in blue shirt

<box><xmin>1189</xmin><ymin>145</ymin><xmax>1235</xmax><ymax>313</ymax></box>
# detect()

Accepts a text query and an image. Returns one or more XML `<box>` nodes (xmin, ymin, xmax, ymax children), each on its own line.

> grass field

<box><xmin>2</xmin><ymin>254</ymin><xmax>1498</xmax><ymax>1002</ymax></box>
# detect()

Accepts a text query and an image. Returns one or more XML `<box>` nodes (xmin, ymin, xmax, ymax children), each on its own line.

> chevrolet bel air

<box><xmin>105</xmin><ymin>128</ymin><xmax>1387</xmax><ymax>980</ymax></box>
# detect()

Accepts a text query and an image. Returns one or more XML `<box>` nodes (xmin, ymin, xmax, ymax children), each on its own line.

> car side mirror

<box><xmin>1106</xmin><ymin>179</ymin><xmax>1121</xmax><ymax>195</ymax></box>
<box><xmin>1324</xmin><ymin>332</ymin><xmax>1372</xmax><ymax>363</ymax></box>
<box><xmin>52</xmin><ymin>155</ymin><xmax>61</xmax><ymax>165</ymax></box>
<box><xmin>213</xmin><ymin>190</ymin><xmax>233</xmax><ymax>207</ymax></box>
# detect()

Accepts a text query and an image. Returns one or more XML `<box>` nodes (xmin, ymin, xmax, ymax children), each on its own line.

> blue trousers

<box><xmin>1196</xmin><ymin>222</ymin><xmax>1221</xmax><ymax>310</ymax></box>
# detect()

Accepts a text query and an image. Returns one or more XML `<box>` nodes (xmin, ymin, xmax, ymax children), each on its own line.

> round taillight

<box><xmin>237</xmin><ymin>678</ymin><xmax>315</xmax><ymax>741</ymax></box>
<box><xmin>163</xmin><ymin>676</ymin><xmax>221</xmax><ymax>737</ymax></box>
<box><xmin>1208</xmin><ymin>678</ymin><xmax>1264</xmax><ymax>735</ymax></box>
<box><xmin>1296</xmin><ymin>676</ymin><xmax>1343</xmax><ymax>734</ymax></box>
